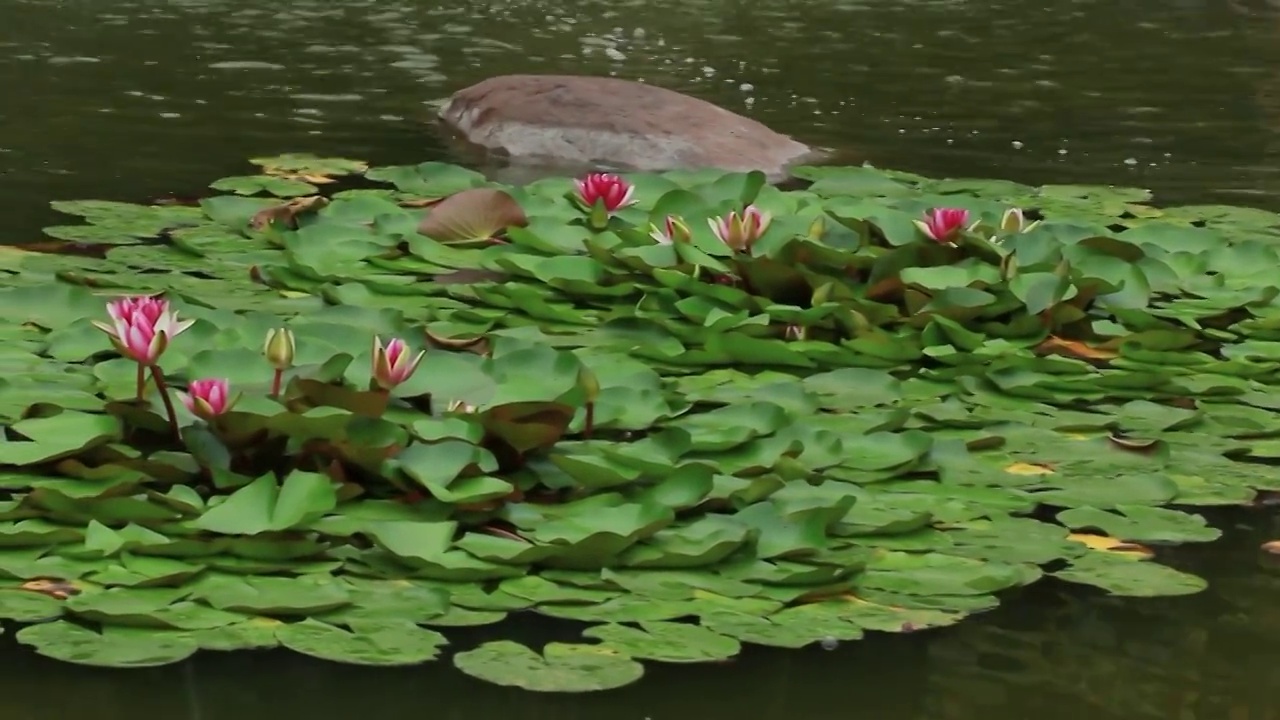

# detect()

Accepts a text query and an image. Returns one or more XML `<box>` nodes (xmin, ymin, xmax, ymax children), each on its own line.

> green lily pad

<box><xmin>453</xmin><ymin>640</ymin><xmax>644</xmax><ymax>692</ymax></box>
<box><xmin>16</xmin><ymin>622</ymin><xmax>198</xmax><ymax>668</ymax></box>
<box><xmin>276</xmin><ymin>618</ymin><xmax>447</xmax><ymax>665</ymax></box>
<box><xmin>582</xmin><ymin>620</ymin><xmax>741</xmax><ymax>662</ymax></box>
<box><xmin>1053</xmin><ymin>553</ymin><xmax>1207</xmax><ymax>596</ymax></box>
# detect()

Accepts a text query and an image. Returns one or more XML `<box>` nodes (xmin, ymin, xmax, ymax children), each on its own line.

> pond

<box><xmin>2</xmin><ymin>0</ymin><xmax>1280</xmax><ymax>716</ymax></box>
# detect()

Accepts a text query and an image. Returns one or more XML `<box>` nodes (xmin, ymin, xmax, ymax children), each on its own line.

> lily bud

<box><xmin>811</xmin><ymin>282</ymin><xmax>833</xmax><ymax>307</ymax></box>
<box><xmin>709</xmin><ymin>205</ymin><xmax>772</xmax><ymax>253</ymax></box>
<box><xmin>372</xmin><ymin>336</ymin><xmax>426</xmax><ymax>390</ymax></box>
<box><xmin>263</xmin><ymin>328</ymin><xmax>296</xmax><ymax>370</ymax></box>
<box><xmin>1000</xmin><ymin>208</ymin><xmax>1041</xmax><ymax>234</ymax></box>
<box><xmin>578</xmin><ymin>366</ymin><xmax>600</xmax><ymax>403</ymax></box>
<box><xmin>807</xmin><ymin>216</ymin><xmax>826</xmax><ymax>241</ymax></box>
<box><xmin>446</xmin><ymin>399</ymin><xmax>477</xmax><ymax>414</ymax></box>
<box><xmin>649</xmin><ymin>215</ymin><xmax>693</xmax><ymax>245</ymax></box>
<box><xmin>180</xmin><ymin>378</ymin><xmax>235</xmax><ymax>421</ymax></box>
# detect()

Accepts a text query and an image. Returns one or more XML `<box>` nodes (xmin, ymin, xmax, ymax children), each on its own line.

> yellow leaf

<box><xmin>1035</xmin><ymin>336</ymin><xmax>1118</xmax><ymax>360</ymax></box>
<box><xmin>1067</xmin><ymin>533</ymin><xmax>1154</xmax><ymax>558</ymax></box>
<box><xmin>1004</xmin><ymin>462</ymin><xmax>1055</xmax><ymax>475</ymax></box>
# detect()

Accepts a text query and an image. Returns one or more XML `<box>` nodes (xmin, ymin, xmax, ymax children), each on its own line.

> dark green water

<box><xmin>2</xmin><ymin>0</ymin><xmax>1280</xmax><ymax>715</ymax></box>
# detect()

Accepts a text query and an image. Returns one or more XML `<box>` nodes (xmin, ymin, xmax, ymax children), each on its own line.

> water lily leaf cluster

<box><xmin>0</xmin><ymin>153</ymin><xmax>1278</xmax><ymax>691</ymax></box>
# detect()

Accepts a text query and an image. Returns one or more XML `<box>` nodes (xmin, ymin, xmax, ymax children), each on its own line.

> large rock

<box><xmin>438</xmin><ymin>74</ymin><xmax>824</xmax><ymax>182</ymax></box>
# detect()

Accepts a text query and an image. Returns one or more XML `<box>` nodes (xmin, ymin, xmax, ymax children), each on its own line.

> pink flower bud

<box><xmin>649</xmin><ymin>215</ymin><xmax>693</xmax><ymax>245</ymax></box>
<box><xmin>372</xmin><ymin>336</ymin><xmax>426</xmax><ymax>390</ymax></box>
<box><xmin>180</xmin><ymin>378</ymin><xmax>233</xmax><ymax>420</ymax></box>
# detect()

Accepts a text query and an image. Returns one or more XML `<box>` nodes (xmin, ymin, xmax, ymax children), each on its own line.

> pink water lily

<box><xmin>649</xmin><ymin>215</ymin><xmax>693</xmax><ymax>245</ymax></box>
<box><xmin>179</xmin><ymin>378</ymin><xmax>234</xmax><ymax>420</ymax></box>
<box><xmin>372</xmin><ymin>336</ymin><xmax>427</xmax><ymax>390</ymax></box>
<box><xmin>914</xmin><ymin>208</ymin><xmax>971</xmax><ymax>244</ymax></box>
<box><xmin>92</xmin><ymin>295</ymin><xmax>194</xmax><ymax>365</ymax></box>
<box><xmin>574</xmin><ymin>173</ymin><xmax>636</xmax><ymax>213</ymax></box>
<box><xmin>709</xmin><ymin>205</ymin><xmax>772</xmax><ymax>252</ymax></box>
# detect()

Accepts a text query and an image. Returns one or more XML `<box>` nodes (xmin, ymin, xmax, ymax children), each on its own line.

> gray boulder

<box><xmin>437</xmin><ymin>74</ymin><xmax>825</xmax><ymax>182</ymax></box>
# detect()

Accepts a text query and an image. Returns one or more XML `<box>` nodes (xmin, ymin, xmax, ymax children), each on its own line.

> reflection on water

<box><xmin>2</xmin><ymin>0</ymin><xmax>1280</xmax><ymax>715</ymax></box>
<box><xmin>0</xmin><ymin>517</ymin><xmax>1276</xmax><ymax>720</ymax></box>
<box><xmin>1</xmin><ymin>0</ymin><xmax>1280</xmax><ymax>243</ymax></box>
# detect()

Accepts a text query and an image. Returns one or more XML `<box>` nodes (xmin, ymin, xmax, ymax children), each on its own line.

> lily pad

<box><xmin>276</xmin><ymin>618</ymin><xmax>447</xmax><ymax>665</ymax></box>
<box><xmin>453</xmin><ymin>640</ymin><xmax>644</xmax><ymax>692</ymax></box>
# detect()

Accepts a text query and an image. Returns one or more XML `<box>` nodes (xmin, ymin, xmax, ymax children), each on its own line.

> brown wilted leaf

<box><xmin>865</xmin><ymin>276</ymin><xmax>904</xmax><ymax>301</ymax></box>
<box><xmin>1035</xmin><ymin>336</ymin><xmax>1119</xmax><ymax>360</ymax></box>
<box><xmin>476</xmin><ymin>523</ymin><xmax>530</xmax><ymax>542</ymax></box>
<box><xmin>417</xmin><ymin>188</ymin><xmax>528</xmax><ymax>243</ymax></box>
<box><xmin>431</xmin><ymin>268</ymin><xmax>508</xmax><ymax>285</ymax></box>
<box><xmin>151</xmin><ymin>195</ymin><xmax>204</xmax><ymax>207</ymax></box>
<box><xmin>399</xmin><ymin>197</ymin><xmax>445</xmax><ymax>208</ymax></box>
<box><xmin>1108</xmin><ymin>433</ymin><xmax>1162</xmax><ymax>453</ymax></box>
<box><xmin>21</xmin><ymin>578</ymin><xmax>82</xmax><ymax>599</ymax></box>
<box><xmin>424</xmin><ymin>327</ymin><xmax>489</xmax><ymax>352</ymax></box>
<box><xmin>250</xmin><ymin>195</ymin><xmax>330</xmax><ymax>231</ymax></box>
<box><xmin>6</xmin><ymin>241</ymin><xmax>110</xmax><ymax>259</ymax></box>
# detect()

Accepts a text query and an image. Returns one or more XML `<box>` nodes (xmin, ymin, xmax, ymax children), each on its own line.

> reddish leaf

<box><xmin>417</xmin><ymin>188</ymin><xmax>528</xmax><ymax>243</ymax></box>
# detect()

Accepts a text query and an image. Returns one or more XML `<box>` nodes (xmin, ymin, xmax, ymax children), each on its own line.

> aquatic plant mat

<box><xmin>2</xmin><ymin>153</ymin><xmax>1280</xmax><ymax>690</ymax></box>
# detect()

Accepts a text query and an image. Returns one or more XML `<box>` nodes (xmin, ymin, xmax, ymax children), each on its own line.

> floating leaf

<box><xmin>417</xmin><ymin>188</ymin><xmax>528</xmax><ymax>243</ymax></box>
<box><xmin>583</xmin><ymin>620</ymin><xmax>740</xmax><ymax>662</ymax></box>
<box><xmin>17</xmin><ymin>622</ymin><xmax>198</xmax><ymax>668</ymax></box>
<box><xmin>276</xmin><ymin>619</ymin><xmax>447</xmax><ymax>665</ymax></box>
<box><xmin>453</xmin><ymin>640</ymin><xmax>644</xmax><ymax>692</ymax></box>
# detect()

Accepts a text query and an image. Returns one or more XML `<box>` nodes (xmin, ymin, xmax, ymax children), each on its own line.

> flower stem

<box><xmin>270</xmin><ymin>369</ymin><xmax>282</xmax><ymax>398</ymax></box>
<box><xmin>135</xmin><ymin>363</ymin><xmax>146</xmax><ymax>401</ymax></box>
<box><xmin>584</xmin><ymin>402</ymin><xmax>595</xmax><ymax>439</ymax></box>
<box><xmin>149</xmin><ymin>366</ymin><xmax>181</xmax><ymax>441</ymax></box>
<box><xmin>371</xmin><ymin>387</ymin><xmax>391</xmax><ymax>418</ymax></box>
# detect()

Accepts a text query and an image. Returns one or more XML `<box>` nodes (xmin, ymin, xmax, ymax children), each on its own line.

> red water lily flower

<box><xmin>914</xmin><ymin>208</ymin><xmax>971</xmax><ymax>244</ymax></box>
<box><xmin>574</xmin><ymin>173</ymin><xmax>636</xmax><ymax>213</ymax></box>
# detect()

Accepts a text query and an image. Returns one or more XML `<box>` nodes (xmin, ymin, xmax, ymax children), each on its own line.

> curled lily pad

<box><xmin>418</xmin><ymin>188</ymin><xmax>528</xmax><ymax>243</ymax></box>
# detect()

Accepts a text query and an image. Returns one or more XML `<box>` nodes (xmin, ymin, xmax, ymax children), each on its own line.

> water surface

<box><xmin>1</xmin><ymin>0</ymin><xmax>1279</xmax><ymax>716</ymax></box>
